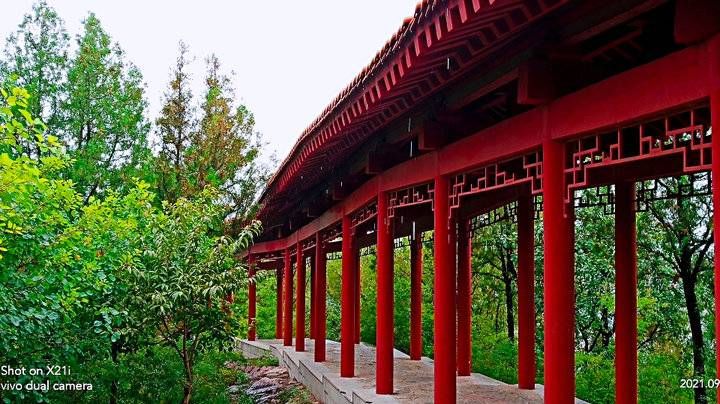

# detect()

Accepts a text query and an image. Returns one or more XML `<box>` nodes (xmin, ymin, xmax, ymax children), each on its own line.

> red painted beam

<box><xmin>340</xmin><ymin>214</ymin><xmax>355</xmax><ymax>377</ymax></box>
<box><xmin>517</xmin><ymin>193</ymin><xmax>536</xmax><ymax>389</ymax></box>
<box><xmin>250</xmin><ymin>43</ymin><xmax>711</xmax><ymax>258</ymax></box>
<box><xmin>615</xmin><ymin>181</ymin><xmax>638</xmax><ymax>403</ymax></box>
<box><xmin>410</xmin><ymin>229</ymin><xmax>423</xmax><ymax>360</ymax></box>
<box><xmin>315</xmin><ymin>233</ymin><xmax>328</xmax><ymax>362</ymax></box>
<box><xmin>548</xmin><ymin>45</ymin><xmax>707</xmax><ymax>141</ymax></box>
<box><xmin>376</xmin><ymin>191</ymin><xmax>394</xmax><ymax>394</ymax></box>
<box><xmin>283</xmin><ymin>249</ymin><xmax>293</xmax><ymax>346</ymax></box>
<box><xmin>380</xmin><ymin>152</ymin><xmax>437</xmax><ymax>192</ymax></box>
<box><xmin>542</xmin><ymin>139</ymin><xmax>575</xmax><ymax>403</ymax></box>
<box><xmin>457</xmin><ymin>219</ymin><xmax>472</xmax><ymax>376</ymax></box>
<box><xmin>434</xmin><ymin>175</ymin><xmax>456</xmax><ymax>402</ymax></box>
<box><xmin>438</xmin><ymin>108</ymin><xmax>543</xmax><ymax>177</ymax></box>
<box><xmin>296</xmin><ymin>246</ymin><xmax>306</xmax><ymax>351</ymax></box>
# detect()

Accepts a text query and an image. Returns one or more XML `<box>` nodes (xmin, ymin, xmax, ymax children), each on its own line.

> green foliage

<box><xmin>50</xmin><ymin>346</ymin><xmax>256</xmax><ymax>403</ymax></box>
<box><xmin>61</xmin><ymin>13</ymin><xmax>151</xmax><ymax>202</ymax></box>
<box><xmin>326</xmin><ymin>257</ymin><xmax>343</xmax><ymax>341</ymax></box>
<box><xmin>0</xmin><ymin>3</ymin><xmax>274</xmax><ymax>402</ymax></box>
<box><xmin>360</xmin><ymin>254</ymin><xmax>378</xmax><ymax>345</ymax></box>
<box><xmin>155</xmin><ymin>47</ymin><xmax>271</xmax><ymax>224</ymax></box>
<box><xmin>0</xmin><ymin>81</ymin><xmax>263</xmax><ymax>402</ymax></box>
<box><xmin>155</xmin><ymin>41</ymin><xmax>195</xmax><ymax>204</ymax></box>
<box><xmin>276</xmin><ymin>385</ymin><xmax>315</xmax><ymax>404</ymax></box>
<box><xmin>638</xmin><ymin>348</ymin><xmax>694</xmax><ymax>403</ymax></box>
<box><xmin>3</xmin><ymin>3</ymin><xmax>717</xmax><ymax>404</ymax></box>
<box><xmin>575</xmin><ymin>351</ymin><xmax>615</xmax><ymax>403</ymax></box>
<box><xmin>0</xmin><ymin>81</ymin><xmax>153</xmax><ymax>403</ymax></box>
<box><xmin>255</xmin><ymin>274</ymin><xmax>279</xmax><ymax>339</ymax></box>
<box><xmin>122</xmin><ymin>191</ymin><xmax>261</xmax><ymax>402</ymax></box>
<box><xmin>2</xmin><ymin>0</ymin><xmax>68</xmax><ymax>139</ymax></box>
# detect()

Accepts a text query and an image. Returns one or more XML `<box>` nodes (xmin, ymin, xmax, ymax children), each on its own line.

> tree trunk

<box><xmin>182</xmin><ymin>356</ymin><xmax>193</xmax><ymax>404</ymax></box>
<box><xmin>494</xmin><ymin>300</ymin><xmax>501</xmax><ymax>334</ymax></box>
<box><xmin>109</xmin><ymin>341</ymin><xmax>119</xmax><ymax>404</ymax></box>
<box><xmin>600</xmin><ymin>307</ymin><xmax>612</xmax><ymax>349</ymax></box>
<box><xmin>183</xmin><ymin>384</ymin><xmax>192</xmax><ymax>404</ymax></box>
<box><xmin>503</xmin><ymin>272</ymin><xmax>515</xmax><ymax>341</ymax></box>
<box><xmin>680</xmin><ymin>264</ymin><xmax>707</xmax><ymax>404</ymax></box>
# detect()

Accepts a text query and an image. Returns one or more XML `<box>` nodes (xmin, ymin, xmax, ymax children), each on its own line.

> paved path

<box><xmin>241</xmin><ymin>338</ymin><xmax>549</xmax><ymax>403</ymax></box>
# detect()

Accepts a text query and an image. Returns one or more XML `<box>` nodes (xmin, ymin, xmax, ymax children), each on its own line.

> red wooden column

<box><xmin>376</xmin><ymin>191</ymin><xmax>395</xmax><ymax>394</ymax></box>
<box><xmin>283</xmin><ymin>249</ymin><xmax>293</xmax><ymax>346</ymax></box>
<box><xmin>310</xmin><ymin>254</ymin><xmax>316</xmax><ymax>340</ymax></box>
<box><xmin>710</xmin><ymin>33</ymin><xmax>720</xmax><ymax>404</ymax></box>
<box><xmin>615</xmin><ymin>181</ymin><xmax>637</xmax><ymax>403</ymax></box>
<box><xmin>457</xmin><ymin>219</ymin><xmax>472</xmax><ymax>375</ymax></box>
<box><xmin>341</xmin><ymin>214</ymin><xmax>356</xmax><ymax>377</ymax></box>
<box><xmin>296</xmin><ymin>245</ymin><xmax>306</xmax><ymax>351</ymax></box>
<box><xmin>517</xmin><ymin>193</ymin><xmax>536</xmax><ymax>389</ymax></box>
<box><xmin>542</xmin><ymin>139</ymin><xmax>575</xmax><ymax>403</ymax></box>
<box><xmin>434</xmin><ymin>175</ymin><xmax>457</xmax><ymax>402</ymax></box>
<box><xmin>248</xmin><ymin>255</ymin><xmax>257</xmax><ymax>341</ymax></box>
<box><xmin>354</xmin><ymin>247</ymin><xmax>361</xmax><ymax>344</ymax></box>
<box><xmin>410</xmin><ymin>227</ymin><xmax>423</xmax><ymax>360</ymax></box>
<box><xmin>275</xmin><ymin>267</ymin><xmax>283</xmax><ymax>339</ymax></box>
<box><xmin>315</xmin><ymin>233</ymin><xmax>327</xmax><ymax>362</ymax></box>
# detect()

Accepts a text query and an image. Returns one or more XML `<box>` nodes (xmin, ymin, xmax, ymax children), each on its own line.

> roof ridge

<box><xmin>263</xmin><ymin>0</ymin><xmax>449</xmax><ymax>199</ymax></box>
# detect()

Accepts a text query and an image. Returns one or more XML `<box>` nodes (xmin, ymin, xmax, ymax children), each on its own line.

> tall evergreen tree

<box><xmin>62</xmin><ymin>13</ymin><xmax>150</xmax><ymax>203</ymax></box>
<box><xmin>187</xmin><ymin>54</ymin><xmax>267</xmax><ymax>220</ymax></box>
<box><xmin>155</xmin><ymin>51</ymin><xmax>271</xmax><ymax>225</ymax></box>
<box><xmin>2</xmin><ymin>0</ymin><xmax>69</xmax><ymax>157</ymax></box>
<box><xmin>155</xmin><ymin>41</ymin><xmax>195</xmax><ymax>203</ymax></box>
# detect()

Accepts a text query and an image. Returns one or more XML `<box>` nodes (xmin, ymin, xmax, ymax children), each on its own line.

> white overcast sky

<box><xmin>1</xmin><ymin>0</ymin><xmax>419</xmax><ymax>162</ymax></box>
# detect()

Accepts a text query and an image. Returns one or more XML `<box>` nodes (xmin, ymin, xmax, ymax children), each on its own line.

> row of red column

<box><xmin>251</xmin><ymin>238</ymin><xmax>329</xmax><ymax>361</ymax></box>
<box><xmin>542</xmin><ymin>140</ymin><xmax>643</xmax><ymax>403</ymax></box>
<box><xmin>247</xmin><ymin>186</ymin><xmax>539</xmax><ymax>401</ymax></box>
<box><xmin>246</xmin><ymin>153</ymin><xmax>651</xmax><ymax>403</ymax></box>
<box><xmin>248</xmin><ymin>33</ymin><xmax>720</xmax><ymax>400</ymax></box>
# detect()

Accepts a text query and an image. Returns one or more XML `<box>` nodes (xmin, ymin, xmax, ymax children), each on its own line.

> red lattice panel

<box><xmin>254</xmin><ymin>251</ymin><xmax>285</xmax><ymax>262</ymax></box>
<box><xmin>320</xmin><ymin>223</ymin><xmax>342</xmax><ymax>243</ymax></box>
<box><xmin>300</xmin><ymin>237</ymin><xmax>317</xmax><ymax>252</ymax></box>
<box><xmin>449</xmin><ymin>149</ymin><xmax>542</xmax><ymax>211</ymax></box>
<box><xmin>350</xmin><ymin>201</ymin><xmax>378</xmax><ymax>232</ymax></box>
<box><xmin>388</xmin><ymin>182</ymin><xmax>435</xmax><ymax>219</ymax></box>
<box><xmin>564</xmin><ymin>105</ymin><xmax>711</xmax><ymax>205</ymax></box>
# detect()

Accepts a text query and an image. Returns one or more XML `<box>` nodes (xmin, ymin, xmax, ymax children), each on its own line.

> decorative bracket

<box><xmin>450</xmin><ymin>150</ymin><xmax>542</xmax><ymax>213</ymax></box>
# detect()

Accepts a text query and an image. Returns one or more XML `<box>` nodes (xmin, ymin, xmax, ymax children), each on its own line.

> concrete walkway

<box><xmin>237</xmin><ymin>338</ymin><xmax>556</xmax><ymax>403</ymax></box>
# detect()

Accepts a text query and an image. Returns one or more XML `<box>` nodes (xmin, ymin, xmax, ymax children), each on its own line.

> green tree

<box><xmin>0</xmin><ymin>85</ymin><xmax>78</xmax><ymax>379</ymax></box>
<box><xmin>2</xmin><ymin>0</ymin><xmax>68</xmax><ymax>154</ymax></box>
<box><xmin>61</xmin><ymin>13</ymin><xmax>150</xmax><ymax>203</ymax></box>
<box><xmin>574</xmin><ymin>198</ymin><xmax>615</xmax><ymax>354</ymax></box>
<box><xmin>473</xmin><ymin>214</ymin><xmax>518</xmax><ymax>341</ymax></box>
<box><xmin>186</xmin><ymin>54</ymin><xmax>269</xmax><ymax>222</ymax></box>
<box><xmin>154</xmin><ymin>49</ymin><xmax>271</xmax><ymax>228</ymax></box>
<box><xmin>643</xmin><ymin>176</ymin><xmax>714</xmax><ymax>404</ymax></box>
<box><xmin>123</xmin><ymin>190</ymin><xmax>260</xmax><ymax>404</ymax></box>
<box><xmin>156</xmin><ymin>41</ymin><xmax>195</xmax><ymax>203</ymax></box>
<box><xmin>0</xmin><ymin>81</ymin><xmax>165</xmax><ymax>403</ymax></box>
